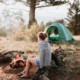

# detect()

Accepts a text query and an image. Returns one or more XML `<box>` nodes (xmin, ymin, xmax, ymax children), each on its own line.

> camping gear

<box><xmin>45</xmin><ymin>23</ymin><xmax>74</xmax><ymax>42</ymax></box>
<box><xmin>51</xmin><ymin>46</ymin><xmax>66</xmax><ymax>66</ymax></box>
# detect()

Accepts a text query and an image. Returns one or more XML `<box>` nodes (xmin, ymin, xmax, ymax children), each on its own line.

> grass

<box><xmin>10</xmin><ymin>23</ymin><xmax>45</xmax><ymax>41</ymax></box>
<box><xmin>0</xmin><ymin>39</ymin><xmax>80</xmax><ymax>80</ymax></box>
<box><xmin>24</xmin><ymin>23</ymin><xmax>45</xmax><ymax>41</ymax></box>
<box><xmin>0</xmin><ymin>21</ymin><xmax>80</xmax><ymax>80</ymax></box>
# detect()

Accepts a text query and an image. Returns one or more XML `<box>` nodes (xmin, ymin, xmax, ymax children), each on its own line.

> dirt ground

<box><xmin>0</xmin><ymin>36</ymin><xmax>80</xmax><ymax>80</ymax></box>
<box><xmin>0</xmin><ymin>63</ymin><xmax>38</xmax><ymax>80</ymax></box>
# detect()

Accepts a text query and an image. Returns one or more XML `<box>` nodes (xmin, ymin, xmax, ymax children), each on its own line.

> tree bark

<box><xmin>28</xmin><ymin>0</ymin><xmax>36</xmax><ymax>28</ymax></box>
<box><xmin>74</xmin><ymin>6</ymin><xmax>79</xmax><ymax>35</ymax></box>
<box><xmin>0</xmin><ymin>0</ymin><xmax>3</xmax><ymax>2</ymax></box>
<box><xmin>50</xmin><ymin>0</ymin><xmax>55</xmax><ymax>4</ymax></box>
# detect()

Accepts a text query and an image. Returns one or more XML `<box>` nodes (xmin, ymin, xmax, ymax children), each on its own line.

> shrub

<box><xmin>24</xmin><ymin>23</ymin><xmax>45</xmax><ymax>41</ymax></box>
<box><xmin>10</xmin><ymin>23</ymin><xmax>45</xmax><ymax>41</ymax></box>
<box><xmin>0</xmin><ymin>27</ymin><xmax>7</xmax><ymax>37</ymax></box>
<box><xmin>12</xmin><ymin>31</ymin><xmax>25</xmax><ymax>41</ymax></box>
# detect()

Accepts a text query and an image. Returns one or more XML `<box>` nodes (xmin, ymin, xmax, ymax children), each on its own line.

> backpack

<box><xmin>51</xmin><ymin>46</ymin><xmax>65</xmax><ymax>66</ymax></box>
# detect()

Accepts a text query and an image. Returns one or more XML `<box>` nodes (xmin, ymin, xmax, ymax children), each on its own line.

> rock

<box><xmin>32</xmin><ymin>67</ymin><xmax>50</xmax><ymax>80</ymax></box>
<box><xmin>41</xmin><ymin>74</ymin><xmax>50</xmax><ymax>80</ymax></box>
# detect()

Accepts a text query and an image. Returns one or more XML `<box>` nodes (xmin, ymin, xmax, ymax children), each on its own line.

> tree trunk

<box><xmin>74</xmin><ymin>7</ymin><xmax>79</xmax><ymax>35</ymax></box>
<box><xmin>28</xmin><ymin>0</ymin><xmax>36</xmax><ymax>28</ymax></box>
<box><xmin>0</xmin><ymin>0</ymin><xmax>3</xmax><ymax>2</ymax></box>
<box><xmin>50</xmin><ymin>0</ymin><xmax>55</xmax><ymax>4</ymax></box>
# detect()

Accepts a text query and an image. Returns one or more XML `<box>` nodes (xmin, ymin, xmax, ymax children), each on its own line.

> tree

<box><xmin>0</xmin><ymin>0</ymin><xmax>3</xmax><ymax>2</ymax></box>
<box><xmin>74</xmin><ymin>0</ymin><xmax>80</xmax><ymax>35</ymax></box>
<box><xmin>27</xmin><ymin>0</ymin><xmax>67</xmax><ymax>28</ymax></box>
<box><xmin>67</xmin><ymin>0</ymin><xmax>80</xmax><ymax>35</ymax></box>
<box><xmin>49</xmin><ymin>0</ymin><xmax>55</xmax><ymax>4</ymax></box>
<box><xmin>28</xmin><ymin>0</ymin><xmax>37</xmax><ymax>28</ymax></box>
<box><xmin>14</xmin><ymin>0</ymin><xmax>67</xmax><ymax>28</ymax></box>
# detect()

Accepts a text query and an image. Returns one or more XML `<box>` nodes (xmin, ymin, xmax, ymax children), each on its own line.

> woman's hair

<box><xmin>38</xmin><ymin>32</ymin><xmax>48</xmax><ymax>40</ymax></box>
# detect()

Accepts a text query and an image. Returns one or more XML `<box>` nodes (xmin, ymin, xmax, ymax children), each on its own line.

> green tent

<box><xmin>45</xmin><ymin>23</ymin><xmax>74</xmax><ymax>42</ymax></box>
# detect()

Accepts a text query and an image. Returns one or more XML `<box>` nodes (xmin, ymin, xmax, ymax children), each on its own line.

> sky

<box><xmin>36</xmin><ymin>3</ymin><xmax>69</xmax><ymax>24</ymax></box>
<box><xmin>0</xmin><ymin>0</ymin><xmax>74</xmax><ymax>27</ymax></box>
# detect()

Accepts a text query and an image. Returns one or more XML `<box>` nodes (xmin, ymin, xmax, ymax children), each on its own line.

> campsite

<box><xmin>0</xmin><ymin>35</ymin><xmax>80</xmax><ymax>80</ymax></box>
<box><xmin>0</xmin><ymin>0</ymin><xmax>80</xmax><ymax>80</ymax></box>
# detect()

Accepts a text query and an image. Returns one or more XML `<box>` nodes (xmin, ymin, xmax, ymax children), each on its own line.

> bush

<box><xmin>10</xmin><ymin>23</ymin><xmax>45</xmax><ymax>41</ymax></box>
<box><xmin>0</xmin><ymin>27</ymin><xmax>7</xmax><ymax>37</ymax></box>
<box><xmin>24</xmin><ymin>23</ymin><xmax>45</xmax><ymax>41</ymax></box>
<box><xmin>12</xmin><ymin>31</ymin><xmax>25</xmax><ymax>41</ymax></box>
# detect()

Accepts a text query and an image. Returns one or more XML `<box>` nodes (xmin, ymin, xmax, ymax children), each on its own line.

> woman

<box><xmin>18</xmin><ymin>32</ymin><xmax>51</xmax><ymax>78</ymax></box>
